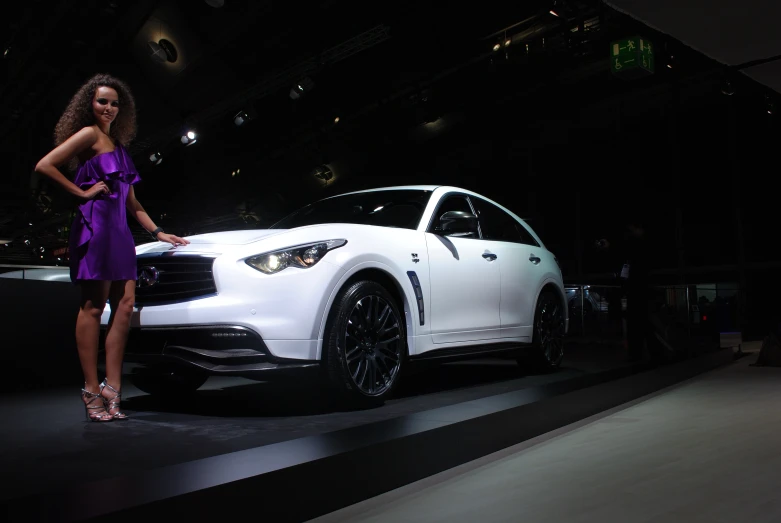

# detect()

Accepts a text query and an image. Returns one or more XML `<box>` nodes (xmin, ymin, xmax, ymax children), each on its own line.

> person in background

<box><xmin>596</xmin><ymin>217</ymin><xmax>654</xmax><ymax>363</ymax></box>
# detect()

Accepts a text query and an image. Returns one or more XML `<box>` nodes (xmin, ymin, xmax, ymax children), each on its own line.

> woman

<box><xmin>35</xmin><ymin>73</ymin><xmax>189</xmax><ymax>422</ymax></box>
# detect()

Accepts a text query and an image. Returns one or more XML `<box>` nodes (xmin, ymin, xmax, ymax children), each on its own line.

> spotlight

<box><xmin>334</xmin><ymin>116</ymin><xmax>340</xmax><ymax>124</ymax></box>
<box><xmin>149</xmin><ymin>152</ymin><xmax>163</xmax><ymax>165</ymax></box>
<box><xmin>767</xmin><ymin>95</ymin><xmax>776</xmax><ymax>115</ymax></box>
<box><xmin>493</xmin><ymin>43</ymin><xmax>501</xmax><ymax>52</ymax></box>
<box><xmin>549</xmin><ymin>0</ymin><xmax>568</xmax><ymax>17</ymax></box>
<box><xmin>720</xmin><ymin>79</ymin><xmax>735</xmax><ymax>96</ymax></box>
<box><xmin>289</xmin><ymin>77</ymin><xmax>315</xmax><ymax>100</ymax></box>
<box><xmin>147</xmin><ymin>39</ymin><xmax>178</xmax><ymax>63</ymax></box>
<box><xmin>181</xmin><ymin>131</ymin><xmax>197</xmax><ymax>145</ymax></box>
<box><xmin>313</xmin><ymin>164</ymin><xmax>333</xmax><ymax>184</ymax></box>
<box><xmin>234</xmin><ymin>110</ymin><xmax>252</xmax><ymax>126</ymax></box>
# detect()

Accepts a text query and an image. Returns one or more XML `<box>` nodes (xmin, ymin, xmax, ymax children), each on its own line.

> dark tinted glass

<box><xmin>472</xmin><ymin>197</ymin><xmax>539</xmax><ymax>246</ymax></box>
<box><xmin>270</xmin><ymin>190</ymin><xmax>433</xmax><ymax>230</ymax></box>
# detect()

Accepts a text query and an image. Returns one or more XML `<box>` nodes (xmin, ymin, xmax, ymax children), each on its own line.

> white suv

<box><xmin>109</xmin><ymin>186</ymin><xmax>568</xmax><ymax>404</ymax></box>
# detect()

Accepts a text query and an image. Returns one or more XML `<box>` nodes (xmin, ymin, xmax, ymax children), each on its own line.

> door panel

<box><xmin>425</xmin><ymin>233</ymin><xmax>502</xmax><ymax>344</ymax></box>
<box><xmin>492</xmin><ymin>241</ymin><xmax>539</xmax><ymax>339</ymax></box>
<box><xmin>470</xmin><ymin>196</ymin><xmax>541</xmax><ymax>340</ymax></box>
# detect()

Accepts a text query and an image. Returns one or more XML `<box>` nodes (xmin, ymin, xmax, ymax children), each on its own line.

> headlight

<box><xmin>245</xmin><ymin>239</ymin><xmax>347</xmax><ymax>274</ymax></box>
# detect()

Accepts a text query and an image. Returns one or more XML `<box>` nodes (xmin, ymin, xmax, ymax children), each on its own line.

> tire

<box><xmin>323</xmin><ymin>280</ymin><xmax>406</xmax><ymax>405</ymax></box>
<box><xmin>520</xmin><ymin>291</ymin><xmax>566</xmax><ymax>372</ymax></box>
<box><xmin>130</xmin><ymin>365</ymin><xmax>208</xmax><ymax>397</ymax></box>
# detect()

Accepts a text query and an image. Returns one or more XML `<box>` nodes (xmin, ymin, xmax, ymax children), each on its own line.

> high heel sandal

<box><xmin>81</xmin><ymin>387</ymin><xmax>112</xmax><ymax>422</ymax></box>
<box><xmin>100</xmin><ymin>378</ymin><xmax>128</xmax><ymax>420</ymax></box>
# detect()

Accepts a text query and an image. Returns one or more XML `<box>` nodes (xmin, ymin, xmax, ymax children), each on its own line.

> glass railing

<box><xmin>564</xmin><ymin>284</ymin><xmax>741</xmax><ymax>341</ymax></box>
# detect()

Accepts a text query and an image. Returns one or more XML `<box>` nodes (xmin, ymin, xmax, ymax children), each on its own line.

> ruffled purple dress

<box><xmin>69</xmin><ymin>144</ymin><xmax>141</xmax><ymax>283</ymax></box>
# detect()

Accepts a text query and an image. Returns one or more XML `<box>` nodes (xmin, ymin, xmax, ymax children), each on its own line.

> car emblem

<box><xmin>137</xmin><ymin>266</ymin><xmax>160</xmax><ymax>288</ymax></box>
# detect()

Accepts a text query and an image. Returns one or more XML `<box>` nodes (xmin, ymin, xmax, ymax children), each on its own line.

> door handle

<box><xmin>529</xmin><ymin>254</ymin><xmax>541</xmax><ymax>265</ymax></box>
<box><xmin>482</xmin><ymin>252</ymin><xmax>497</xmax><ymax>261</ymax></box>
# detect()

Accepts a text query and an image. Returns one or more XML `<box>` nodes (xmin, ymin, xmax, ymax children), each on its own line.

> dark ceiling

<box><xmin>605</xmin><ymin>0</ymin><xmax>781</xmax><ymax>94</ymax></box>
<box><xmin>0</xmin><ymin>0</ymin><xmax>776</xmax><ymax>265</ymax></box>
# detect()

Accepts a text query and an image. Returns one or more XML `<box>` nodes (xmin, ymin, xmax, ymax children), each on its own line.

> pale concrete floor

<box><xmin>311</xmin><ymin>343</ymin><xmax>781</xmax><ymax>523</ymax></box>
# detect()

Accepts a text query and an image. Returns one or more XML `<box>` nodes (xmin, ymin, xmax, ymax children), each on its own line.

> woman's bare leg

<box><xmin>76</xmin><ymin>280</ymin><xmax>111</xmax><ymax>394</ymax></box>
<box><xmin>103</xmin><ymin>280</ymin><xmax>135</xmax><ymax>413</ymax></box>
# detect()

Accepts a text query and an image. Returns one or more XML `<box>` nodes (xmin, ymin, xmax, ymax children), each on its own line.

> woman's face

<box><xmin>92</xmin><ymin>86</ymin><xmax>119</xmax><ymax>126</ymax></box>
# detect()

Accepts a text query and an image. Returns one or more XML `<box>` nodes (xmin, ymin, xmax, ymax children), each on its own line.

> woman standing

<box><xmin>35</xmin><ymin>73</ymin><xmax>189</xmax><ymax>421</ymax></box>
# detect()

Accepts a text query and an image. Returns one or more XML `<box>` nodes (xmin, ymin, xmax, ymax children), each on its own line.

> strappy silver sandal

<box><xmin>81</xmin><ymin>386</ymin><xmax>112</xmax><ymax>422</ymax></box>
<box><xmin>100</xmin><ymin>379</ymin><xmax>128</xmax><ymax>420</ymax></box>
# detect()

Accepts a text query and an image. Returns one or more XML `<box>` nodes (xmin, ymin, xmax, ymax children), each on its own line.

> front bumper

<box><xmin>102</xmin><ymin>256</ymin><xmax>347</xmax><ymax>360</ymax></box>
<box><xmin>106</xmin><ymin>324</ymin><xmax>320</xmax><ymax>380</ymax></box>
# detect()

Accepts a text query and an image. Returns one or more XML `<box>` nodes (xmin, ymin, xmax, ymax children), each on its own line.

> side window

<box><xmin>473</xmin><ymin>198</ymin><xmax>539</xmax><ymax>246</ymax></box>
<box><xmin>429</xmin><ymin>195</ymin><xmax>477</xmax><ymax>238</ymax></box>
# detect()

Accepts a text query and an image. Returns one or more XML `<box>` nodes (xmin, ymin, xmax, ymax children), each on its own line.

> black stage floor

<box><xmin>1</xmin><ymin>341</ymin><xmax>630</xmax><ymax>504</ymax></box>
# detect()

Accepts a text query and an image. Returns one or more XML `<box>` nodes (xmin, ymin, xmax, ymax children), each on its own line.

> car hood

<box><xmin>135</xmin><ymin>229</ymin><xmax>288</xmax><ymax>255</ymax></box>
<box><xmin>134</xmin><ymin>223</ymin><xmax>380</xmax><ymax>256</ymax></box>
<box><xmin>181</xmin><ymin>230</ymin><xmax>286</xmax><ymax>245</ymax></box>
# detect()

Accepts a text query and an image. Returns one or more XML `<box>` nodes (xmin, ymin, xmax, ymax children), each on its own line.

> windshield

<box><xmin>270</xmin><ymin>189</ymin><xmax>433</xmax><ymax>230</ymax></box>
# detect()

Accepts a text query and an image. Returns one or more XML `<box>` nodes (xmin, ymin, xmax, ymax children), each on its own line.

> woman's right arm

<box><xmin>34</xmin><ymin>127</ymin><xmax>106</xmax><ymax>200</ymax></box>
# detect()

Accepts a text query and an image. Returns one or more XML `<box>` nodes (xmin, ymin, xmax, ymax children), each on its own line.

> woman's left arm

<box><xmin>126</xmin><ymin>186</ymin><xmax>190</xmax><ymax>246</ymax></box>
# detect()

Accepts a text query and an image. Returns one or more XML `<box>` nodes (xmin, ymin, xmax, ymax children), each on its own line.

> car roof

<box><xmin>325</xmin><ymin>185</ymin><xmax>442</xmax><ymax>198</ymax></box>
<box><xmin>286</xmin><ymin>185</ymin><xmax>545</xmax><ymax>247</ymax></box>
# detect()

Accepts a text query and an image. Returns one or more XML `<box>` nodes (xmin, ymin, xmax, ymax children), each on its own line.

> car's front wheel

<box><xmin>323</xmin><ymin>280</ymin><xmax>406</xmax><ymax>405</ymax></box>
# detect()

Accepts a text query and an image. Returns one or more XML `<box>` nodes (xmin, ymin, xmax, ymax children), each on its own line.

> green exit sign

<box><xmin>610</xmin><ymin>37</ymin><xmax>654</xmax><ymax>79</ymax></box>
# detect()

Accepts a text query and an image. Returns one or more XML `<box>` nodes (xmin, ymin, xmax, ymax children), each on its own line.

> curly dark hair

<box><xmin>54</xmin><ymin>73</ymin><xmax>137</xmax><ymax>169</ymax></box>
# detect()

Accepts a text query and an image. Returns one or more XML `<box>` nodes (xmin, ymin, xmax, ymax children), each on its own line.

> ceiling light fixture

<box><xmin>181</xmin><ymin>131</ymin><xmax>197</xmax><ymax>145</ymax></box>
<box><xmin>234</xmin><ymin>110</ymin><xmax>251</xmax><ymax>126</ymax></box>
<box><xmin>148</xmin><ymin>39</ymin><xmax>178</xmax><ymax>63</ymax></box>
<box><xmin>290</xmin><ymin>77</ymin><xmax>315</xmax><ymax>99</ymax></box>
<box><xmin>313</xmin><ymin>165</ymin><xmax>333</xmax><ymax>186</ymax></box>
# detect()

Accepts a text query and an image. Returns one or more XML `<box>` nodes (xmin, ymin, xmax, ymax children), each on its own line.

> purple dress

<box><xmin>69</xmin><ymin>144</ymin><xmax>141</xmax><ymax>283</ymax></box>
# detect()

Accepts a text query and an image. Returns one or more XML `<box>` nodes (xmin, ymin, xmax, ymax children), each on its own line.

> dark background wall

<box><xmin>2</xmin><ymin>1</ymin><xmax>779</xmax><ymax>337</ymax></box>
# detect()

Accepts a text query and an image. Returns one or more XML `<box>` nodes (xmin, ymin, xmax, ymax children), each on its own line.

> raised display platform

<box><xmin>0</xmin><ymin>346</ymin><xmax>736</xmax><ymax>523</ymax></box>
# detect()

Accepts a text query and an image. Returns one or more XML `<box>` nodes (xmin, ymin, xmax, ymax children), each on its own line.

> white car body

<box><xmin>103</xmin><ymin>186</ymin><xmax>567</xmax><ymax>390</ymax></box>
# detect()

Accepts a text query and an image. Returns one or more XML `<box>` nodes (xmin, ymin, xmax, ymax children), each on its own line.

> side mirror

<box><xmin>439</xmin><ymin>210</ymin><xmax>479</xmax><ymax>236</ymax></box>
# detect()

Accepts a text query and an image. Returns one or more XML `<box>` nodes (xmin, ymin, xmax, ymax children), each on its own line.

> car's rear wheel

<box><xmin>129</xmin><ymin>365</ymin><xmax>209</xmax><ymax>397</ymax></box>
<box><xmin>323</xmin><ymin>280</ymin><xmax>406</xmax><ymax>405</ymax></box>
<box><xmin>520</xmin><ymin>291</ymin><xmax>566</xmax><ymax>372</ymax></box>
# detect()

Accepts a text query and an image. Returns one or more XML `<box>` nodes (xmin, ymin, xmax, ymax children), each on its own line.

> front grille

<box><xmin>135</xmin><ymin>254</ymin><xmax>217</xmax><ymax>305</ymax></box>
